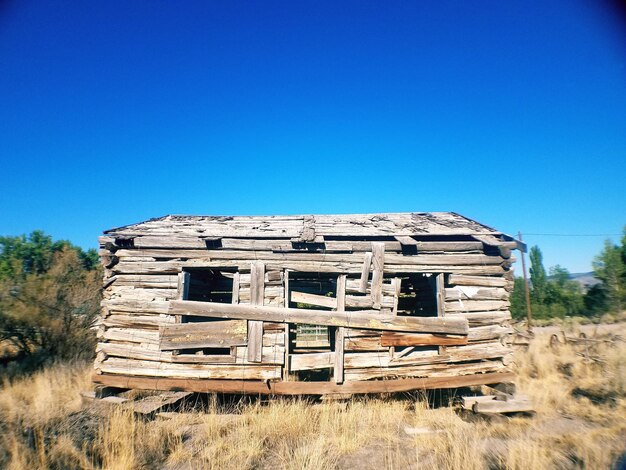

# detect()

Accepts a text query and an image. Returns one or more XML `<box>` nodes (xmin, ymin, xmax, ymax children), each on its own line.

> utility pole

<box><xmin>518</xmin><ymin>231</ymin><xmax>532</xmax><ymax>331</ymax></box>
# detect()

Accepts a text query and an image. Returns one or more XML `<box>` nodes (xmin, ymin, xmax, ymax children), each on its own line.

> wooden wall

<box><xmin>95</xmin><ymin>229</ymin><xmax>516</xmax><ymax>391</ymax></box>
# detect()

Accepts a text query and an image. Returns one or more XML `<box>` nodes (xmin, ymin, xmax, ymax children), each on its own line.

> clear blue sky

<box><xmin>1</xmin><ymin>1</ymin><xmax>624</xmax><ymax>273</ymax></box>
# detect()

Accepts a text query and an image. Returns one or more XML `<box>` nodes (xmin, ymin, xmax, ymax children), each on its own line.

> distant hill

<box><xmin>569</xmin><ymin>272</ymin><xmax>601</xmax><ymax>290</ymax></box>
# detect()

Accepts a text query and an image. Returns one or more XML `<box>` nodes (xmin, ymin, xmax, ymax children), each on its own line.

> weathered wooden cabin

<box><xmin>94</xmin><ymin>213</ymin><xmax>525</xmax><ymax>395</ymax></box>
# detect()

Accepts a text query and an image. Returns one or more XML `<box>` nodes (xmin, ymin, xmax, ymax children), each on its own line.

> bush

<box><xmin>0</xmin><ymin>234</ymin><xmax>101</xmax><ymax>375</ymax></box>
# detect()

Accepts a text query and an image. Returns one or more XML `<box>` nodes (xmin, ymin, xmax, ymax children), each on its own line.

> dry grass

<box><xmin>0</xmin><ymin>324</ymin><xmax>625</xmax><ymax>469</ymax></box>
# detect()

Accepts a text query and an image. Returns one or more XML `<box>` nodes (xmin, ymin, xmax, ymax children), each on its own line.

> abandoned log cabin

<box><xmin>94</xmin><ymin>213</ymin><xmax>525</xmax><ymax>395</ymax></box>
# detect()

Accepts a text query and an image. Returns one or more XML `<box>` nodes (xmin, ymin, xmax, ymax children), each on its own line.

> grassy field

<box><xmin>0</xmin><ymin>324</ymin><xmax>624</xmax><ymax>469</ymax></box>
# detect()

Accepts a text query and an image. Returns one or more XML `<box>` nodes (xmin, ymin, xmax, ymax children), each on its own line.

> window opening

<box><xmin>396</xmin><ymin>273</ymin><xmax>439</xmax><ymax>317</ymax></box>
<box><xmin>178</xmin><ymin>268</ymin><xmax>237</xmax><ymax>356</ymax></box>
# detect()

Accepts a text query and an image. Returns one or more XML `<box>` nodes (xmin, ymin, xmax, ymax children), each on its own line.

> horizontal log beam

<box><xmin>112</xmin><ymin>260</ymin><xmax>506</xmax><ymax>275</ymax></box>
<box><xmin>380</xmin><ymin>332</ymin><xmax>468</xmax><ymax>347</ymax></box>
<box><xmin>93</xmin><ymin>371</ymin><xmax>515</xmax><ymax>395</ymax></box>
<box><xmin>113</xmin><ymin>249</ymin><xmax>503</xmax><ymax>266</ymax></box>
<box><xmin>170</xmin><ymin>300</ymin><xmax>469</xmax><ymax>335</ymax></box>
<box><xmin>448</xmin><ymin>274</ymin><xmax>507</xmax><ymax>287</ymax></box>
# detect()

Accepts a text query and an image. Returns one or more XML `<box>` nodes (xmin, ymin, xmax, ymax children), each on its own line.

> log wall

<box><xmin>94</xmin><ymin>214</ymin><xmax>518</xmax><ymax>394</ymax></box>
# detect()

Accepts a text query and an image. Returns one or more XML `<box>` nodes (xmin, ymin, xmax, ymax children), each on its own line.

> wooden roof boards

<box><xmin>104</xmin><ymin>212</ymin><xmax>515</xmax><ymax>241</ymax></box>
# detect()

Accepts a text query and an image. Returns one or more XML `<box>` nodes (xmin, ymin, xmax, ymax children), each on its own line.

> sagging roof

<box><xmin>105</xmin><ymin>212</ymin><xmax>520</xmax><ymax>245</ymax></box>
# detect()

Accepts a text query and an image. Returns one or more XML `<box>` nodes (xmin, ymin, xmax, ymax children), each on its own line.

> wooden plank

<box><xmin>102</xmin><ymin>327</ymin><xmax>160</xmax><ymax>345</ymax></box>
<box><xmin>97</xmin><ymin>358</ymin><xmax>281</xmax><ymax>380</ymax></box>
<box><xmin>114</xmin><ymin>249</ymin><xmax>505</xmax><ymax>266</ymax></box>
<box><xmin>344</xmin><ymin>360</ymin><xmax>507</xmax><ymax>381</ymax></box>
<box><xmin>472</xmin><ymin>395</ymin><xmax>533</xmax><ymax>414</ymax></box>
<box><xmin>335</xmin><ymin>274</ymin><xmax>346</xmax><ymax>384</ymax></box>
<box><xmin>460</xmin><ymin>395</ymin><xmax>497</xmax><ymax>409</ymax></box>
<box><xmin>445</xmin><ymin>300</ymin><xmax>509</xmax><ymax>313</ymax></box>
<box><xmin>290</xmin><ymin>352</ymin><xmax>334</xmax><ymax>371</ymax></box>
<box><xmin>343</xmin><ymin>342</ymin><xmax>509</xmax><ymax>369</ymax></box>
<box><xmin>345</xmin><ymin>295</ymin><xmax>394</xmax><ymax>309</ymax></box>
<box><xmin>346</xmin><ymin>279</ymin><xmax>396</xmax><ymax>295</ymax></box>
<box><xmin>232</xmin><ymin>272</ymin><xmax>240</xmax><ymax>304</ymax></box>
<box><xmin>324</xmin><ymin>240</ymin><xmax>484</xmax><ymax>253</ymax></box>
<box><xmin>344</xmin><ymin>335</ymin><xmax>386</xmax><ymax>351</ymax></box>
<box><xmin>380</xmin><ymin>332</ymin><xmax>468</xmax><ymax>347</ymax></box>
<box><xmin>394</xmin><ymin>235</ymin><xmax>418</xmax><ymax>246</ymax></box>
<box><xmin>391</xmin><ymin>277</ymin><xmax>400</xmax><ymax>315</ymax></box>
<box><xmin>112</xmin><ymin>260</ymin><xmax>506</xmax><ymax>276</ymax></box>
<box><xmin>436</xmin><ymin>273</ymin><xmax>445</xmax><ymax>317</ymax></box>
<box><xmin>93</xmin><ymin>371</ymin><xmax>516</xmax><ymax>395</ymax></box>
<box><xmin>436</xmin><ymin>273</ymin><xmax>446</xmax><ymax>354</ymax></box>
<box><xmin>448</xmin><ymin>274</ymin><xmax>507</xmax><ymax>288</ymax></box>
<box><xmin>291</xmin><ymin>291</ymin><xmax>337</xmax><ymax>309</ymax></box>
<box><xmin>159</xmin><ymin>320</ymin><xmax>247</xmax><ymax>350</ymax></box>
<box><xmin>134</xmin><ymin>236</ymin><xmax>207</xmax><ymax>249</ymax></box>
<box><xmin>132</xmin><ymin>391</ymin><xmax>192</xmax><ymax>415</ymax></box>
<box><xmin>103</xmin><ymin>314</ymin><xmax>176</xmax><ymax>329</ymax></box>
<box><xmin>358</xmin><ymin>252</ymin><xmax>373</xmax><ymax>293</ymax></box>
<box><xmin>112</xmin><ymin>274</ymin><xmax>179</xmax><ymax>288</ymax></box>
<box><xmin>170</xmin><ymin>300</ymin><xmax>469</xmax><ymax>335</ymax></box>
<box><xmin>247</xmin><ymin>262</ymin><xmax>265</xmax><ymax>363</ymax></box>
<box><xmin>445</xmin><ymin>287</ymin><xmax>508</xmax><ymax>301</ymax></box>
<box><xmin>232</xmin><ymin>346</ymin><xmax>285</xmax><ymax>365</ymax></box>
<box><xmin>105</xmin><ymin>286</ymin><xmax>178</xmax><ymax>301</ymax></box>
<box><xmin>102</xmin><ymin>299</ymin><xmax>171</xmax><ymax>315</ymax></box>
<box><xmin>178</xmin><ymin>271</ymin><xmax>190</xmax><ymax>300</ymax></box>
<box><xmin>458</xmin><ymin>310</ymin><xmax>512</xmax><ymax>326</ymax></box>
<box><xmin>370</xmin><ymin>242</ymin><xmax>385</xmax><ymax>309</ymax></box>
<box><xmin>283</xmin><ymin>269</ymin><xmax>291</xmax><ymax>380</ymax></box>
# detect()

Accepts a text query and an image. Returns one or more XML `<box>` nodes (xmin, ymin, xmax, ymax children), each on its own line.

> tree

<box><xmin>592</xmin><ymin>239</ymin><xmax>624</xmax><ymax>313</ymax></box>
<box><xmin>0</xmin><ymin>231</ymin><xmax>98</xmax><ymax>281</ymax></box>
<box><xmin>0</xmin><ymin>232</ymin><xmax>101</xmax><ymax>370</ymax></box>
<box><xmin>545</xmin><ymin>265</ymin><xmax>584</xmax><ymax>316</ymax></box>
<box><xmin>510</xmin><ymin>277</ymin><xmax>527</xmax><ymax>320</ymax></box>
<box><xmin>529</xmin><ymin>246</ymin><xmax>547</xmax><ymax>306</ymax></box>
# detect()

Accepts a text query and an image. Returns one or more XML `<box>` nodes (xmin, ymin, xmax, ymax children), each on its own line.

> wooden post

<box><xmin>177</xmin><ymin>271</ymin><xmax>190</xmax><ymax>301</ymax></box>
<box><xmin>231</xmin><ymin>272</ymin><xmax>240</xmax><ymax>304</ymax></box>
<box><xmin>173</xmin><ymin>271</ymin><xmax>190</xmax><ymax>356</ymax></box>
<box><xmin>247</xmin><ymin>262</ymin><xmax>265</xmax><ymax>362</ymax></box>
<box><xmin>283</xmin><ymin>269</ymin><xmax>291</xmax><ymax>380</ymax></box>
<box><xmin>335</xmin><ymin>274</ymin><xmax>346</xmax><ymax>384</ymax></box>
<box><xmin>436</xmin><ymin>273</ymin><xmax>446</xmax><ymax>355</ymax></box>
<box><xmin>518</xmin><ymin>232</ymin><xmax>532</xmax><ymax>331</ymax></box>
<box><xmin>371</xmin><ymin>242</ymin><xmax>385</xmax><ymax>309</ymax></box>
<box><xmin>359</xmin><ymin>252</ymin><xmax>373</xmax><ymax>293</ymax></box>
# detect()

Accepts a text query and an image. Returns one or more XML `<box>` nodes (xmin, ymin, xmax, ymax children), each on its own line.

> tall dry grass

<box><xmin>0</xmin><ymin>324</ymin><xmax>624</xmax><ymax>469</ymax></box>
